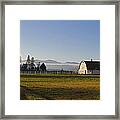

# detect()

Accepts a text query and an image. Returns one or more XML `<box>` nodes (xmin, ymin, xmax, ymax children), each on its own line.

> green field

<box><xmin>20</xmin><ymin>74</ymin><xmax>100</xmax><ymax>100</ymax></box>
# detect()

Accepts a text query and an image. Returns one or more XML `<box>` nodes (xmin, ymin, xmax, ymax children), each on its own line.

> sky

<box><xmin>20</xmin><ymin>20</ymin><xmax>100</xmax><ymax>63</ymax></box>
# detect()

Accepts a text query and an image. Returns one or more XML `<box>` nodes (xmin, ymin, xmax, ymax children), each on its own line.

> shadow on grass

<box><xmin>20</xmin><ymin>87</ymin><xmax>100</xmax><ymax>100</ymax></box>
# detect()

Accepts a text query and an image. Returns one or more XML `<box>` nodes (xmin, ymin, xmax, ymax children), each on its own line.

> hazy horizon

<box><xmin>20</xmin><ymin>20</ymin><xmax>100</xmax><ymax>63</ymax></box>
<box><xmin>21</xmin><ymin>56</ymin><xmax>100</xmax><ymax>63</ymax></box>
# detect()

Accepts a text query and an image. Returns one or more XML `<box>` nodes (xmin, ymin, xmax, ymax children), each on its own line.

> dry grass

<box><xmin>20</xmin><ymin>74</ymin><xmax>100</xmax><ymax>100</ymax></box>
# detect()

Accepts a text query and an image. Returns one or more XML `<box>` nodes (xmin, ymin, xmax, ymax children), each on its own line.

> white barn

<box><xmin>78</xmin><ymin>59</ymin><xmax>100</xmax><ymax>74</ymax></box>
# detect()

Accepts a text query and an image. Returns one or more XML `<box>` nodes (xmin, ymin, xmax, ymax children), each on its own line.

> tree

<box><xmin>20</xmin><ymin>56</ymin><xmax>22</xmax><ymax>63</ymax></box>
<box><xmin>36</xmin><ymin>62</ymin><xmax>40</xmax><ymax>72</ymax></box>
<box><xmin>27</xmin><ymin>55</ymin><xmax>31</xmax><ymax>64</ymax></box>
<box><xmin>31</xmin><ymin>57</ymin><xmax>34</xmax><ymax>64</ymax></box>
<box><xmin>40</xmin><ymin>63</ymin><xmax>46</xmax><ymax>72</ymax></box>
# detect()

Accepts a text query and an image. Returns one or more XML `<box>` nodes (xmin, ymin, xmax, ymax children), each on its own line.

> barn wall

<box><xmin>78</xmin><ymin>61</ymin><xmax>87</xmax><ymax>74</ymax></box>
<box><xmin>87</xmin><ymin>70</ymin><xmax>100</xmax><ymax>74</ymax></box>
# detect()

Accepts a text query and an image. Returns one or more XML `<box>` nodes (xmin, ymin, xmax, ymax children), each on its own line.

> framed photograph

<box><xmin>0</xmin><ymin>0</ymin><xmax>119</xmax><ymax>119</ymax></box>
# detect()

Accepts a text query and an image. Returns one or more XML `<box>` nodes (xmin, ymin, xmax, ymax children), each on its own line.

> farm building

<box><xmin>78</xmin><ymin>59</ymin><xmax>100</xmax><ymax>74</ymax></box>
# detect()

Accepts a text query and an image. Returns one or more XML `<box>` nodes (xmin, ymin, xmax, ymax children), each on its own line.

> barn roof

<box><xmin>84</xmin><ymin>61</ymin><xmax>100</xmax><ymax>70</ymax></box>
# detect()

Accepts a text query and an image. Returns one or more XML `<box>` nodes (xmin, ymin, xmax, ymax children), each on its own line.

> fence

<box><xmin>20</xmin><ymin>70</ymin><xmax>77</xmax><ymax>74</ymax></box>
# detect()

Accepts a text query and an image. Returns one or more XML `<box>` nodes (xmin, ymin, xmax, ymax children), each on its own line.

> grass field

<box><xmin>20</xmin><ymin>74</ymin><xmax>100</xmax><ymax>100</ymax></box>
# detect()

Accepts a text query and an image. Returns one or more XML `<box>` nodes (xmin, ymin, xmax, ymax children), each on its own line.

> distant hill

<box><xmin>65</xmin><ymin>62</ymin><xmax>79</xmax><ymax>64</ymax></box>
<box><xmin>44</xmin><ymin>60</ymin><xmax>61</xmax><ymax>64</ymax></box>
<box><xmin>22</xmin><ymin>59</ymin><xmax>79</xmax><ymax>64</ymax></box>
<box><xmin>34</xmin><ymin>60</ymin><xmax>61</xmax><ymax>64</ymax></box>
<box><xmin>21</xmin><ymin>59</ymin><xmax>79</xmax><ymax>71</ymax></box>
